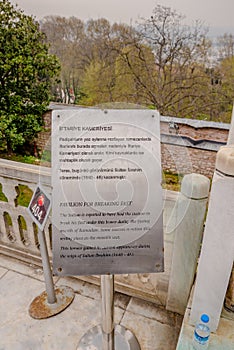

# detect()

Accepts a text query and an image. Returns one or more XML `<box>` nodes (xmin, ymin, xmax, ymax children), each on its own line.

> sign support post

<box><xmin>28</xmin><ymin>185</ymin><xmax>75</xmax><ymax>319</ymax></box>
<box><xmin>77</xmin><ymin>274</ymin><xmax>141</xmax><ymax>350</ymax></box>
<box><xmin>37</xmin><ymin>228</ymin><xmax>57</xmax><ymax>304</ymax></box>
<box><xmin>101</xmin><ymin>274</ymin><xmax>114</xmax><ymax>350</ymax></box>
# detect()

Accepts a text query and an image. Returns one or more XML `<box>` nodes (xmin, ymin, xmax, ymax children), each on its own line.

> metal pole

<box><xmin>77</xmin><ymin>273</ymin><xmax>141</xmax><ymax>349</ymax></box>
<box><xmin>38</xmin><ymin>229</ymin><xmax>57</xmax><ymax>304</ymax></box>
<box><xmin>101</xmin><ymin>274</ymin><xmax>115</xmax><ymax>350</ymax></box>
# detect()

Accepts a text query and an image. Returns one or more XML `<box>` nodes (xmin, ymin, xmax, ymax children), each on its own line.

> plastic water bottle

<box><xmin>193</xmin><ymin>314</ymin><xmax>210</xmax><ymax>349</ymax></box>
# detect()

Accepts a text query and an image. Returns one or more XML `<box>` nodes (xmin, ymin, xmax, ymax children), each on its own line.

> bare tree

<box><xmin>119</xmin><ymin>5</ymin><xmax>212</xmax><ymax>117</ymax></box>
<box><xmin>217</xmin><ymin>33</ymin><xmax>234</xmax><ymax>60</ymax></box>
<box><xmin>41</xmin><ymin>16</ymin><xmax>86</xmax><ymax>103</ymax></box>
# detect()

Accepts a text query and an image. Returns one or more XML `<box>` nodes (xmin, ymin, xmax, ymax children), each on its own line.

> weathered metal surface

<box><xmin>29</xmin><ymin>285</ymin><xmax>75</xmax><ymax>319</ymax></box>
<box><xmin>52</xmin><ymin>108</ymin><xmax>164</xmax><ymax>276</ymax></box>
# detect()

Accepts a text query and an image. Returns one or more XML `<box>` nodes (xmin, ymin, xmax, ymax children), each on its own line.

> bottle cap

<box><xmin>201</xmin><ymin>314</ymin><xmax>209</xmax><ymax>323</ymax></box>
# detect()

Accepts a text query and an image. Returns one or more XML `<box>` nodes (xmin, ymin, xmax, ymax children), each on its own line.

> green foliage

<box><xmin>218</xmin><ymin>56</ymin><xmax>234</xmax><ymax>121</ymax></box>
<box><xmin>40</xmin><ymin>149</ymin><xmax>51</xmax><ymax>163</ymax></box>
<box><xmin>80</xmin><ymin>60</ymin><xmax>116</xmax><ymax>105</ymax></box>
<box><xmin>0</xmin><ymin>152</ymin><xmax>40</xmax><ymax>164</ymax></box>
<box><xmin>114</xmin><ymin>44</ymin><xmax>156</xmax><ymax>105</ymax></box>
<box><xmin>0</xmin><ymin>0</ymin><xmax>60</xmax><ymax>152</ymax></box>
<box><xmin>15</xmin><ymin>184</ymin><xmax>33</xmax><ymax>207</ymax></box>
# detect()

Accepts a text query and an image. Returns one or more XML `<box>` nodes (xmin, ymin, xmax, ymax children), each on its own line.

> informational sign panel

<box><xmin>52</xmin><ymin>109</ymin><xmax>164</xmax><ymax>276</ymax></box>
<box><xmin>28</xmin><ymin>185</ymin><xmax>51</xmax><ymax>231</ymax></box>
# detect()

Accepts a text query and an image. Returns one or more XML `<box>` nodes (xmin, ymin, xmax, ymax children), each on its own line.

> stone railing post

<box><xmin>190</xmin><ymin>146</ymin><xmax>234</xmax><ymax>331</ymax></box>
<box><xmin>166</xmin><ymin>173</ymin><xmax>210</xmax><ymax>315</ymax></box>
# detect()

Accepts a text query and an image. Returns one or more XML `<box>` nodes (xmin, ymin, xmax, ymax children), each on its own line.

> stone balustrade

<box><xmin>0</xmin><ymin>159</ymin><xmax>51</xmax><ymax>262</ymax></box>
<box><xmin>0</xmin><ymin>159</ymin><xmax>209</xmax><ymax>313</ymax></box>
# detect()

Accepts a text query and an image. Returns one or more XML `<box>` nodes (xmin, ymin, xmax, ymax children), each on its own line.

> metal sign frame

<box><xmin>52</xmin><ymin>108</ymin><xmax>164</xmax><ymax>276</ymax></box>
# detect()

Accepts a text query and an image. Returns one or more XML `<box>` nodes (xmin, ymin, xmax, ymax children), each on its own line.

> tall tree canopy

<box><xmin>0</xmin><ymin>0</ymin><xmax>60</xmax><ymax>152</ymax></box>
<box><xmin>41</xmin><ymin>5</ymin><xmax>234</xmax><ymax>122</ymax></box>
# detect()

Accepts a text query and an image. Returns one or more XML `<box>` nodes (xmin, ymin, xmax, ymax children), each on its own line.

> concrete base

<box><xmin>77</xmin><ymin>324</ymin><xmax>141</xmax><ymax>350</ymax></box>
<box><xmin>29</xmin><ymin>285</ymin><xmax>75</xmax><ymax>319</ymax></box>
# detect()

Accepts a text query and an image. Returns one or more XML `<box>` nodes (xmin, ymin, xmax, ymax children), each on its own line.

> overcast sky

<box><xmin>10</xmin><ymin>0</ymin><xmax>234</xmax><ymax>35</ymax></box>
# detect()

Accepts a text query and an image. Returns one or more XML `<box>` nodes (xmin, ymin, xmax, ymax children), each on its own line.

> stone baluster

<box><xmin>166</xmin><ymin>173</ymin><xmax>210</xmax><ymax>315</ymax></box>
<box><xmin>0</xmin><ymin>178</ymin><xmax>18</xmax><ymax>242</ymax></box>
<box><xmin>190</xmin><ymin>146</ymin><xmax>234</xmax><ymax>331</ymax></box>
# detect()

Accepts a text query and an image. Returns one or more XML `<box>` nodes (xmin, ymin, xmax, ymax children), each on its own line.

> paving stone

<box><xmin>0</xmin><ymin>254</ymin><xmax>59</xmax><ymax>283</ymax></box>
<box><xmin>0</xmin><ymin>266</ymin><xmax>7</xmax><ymax>278</ymax></box>
<box><xmin>127</xmin><ymin>297</ymin><xmax>178</xmax><ymax>327</ymax></box>
<box><xmin>121</xmin><ymin>309</ymin><xmax>180</xmax><ymax>350</ymax></box>
<box><xmin>0</xmin><ymin>271</ymin><xmax>99</xmax><ymax>350</ymax></box>
<box><xmin>0</xmin><ymin>255</ymin><xmax>180</xmax><ymax>350</ymax></box>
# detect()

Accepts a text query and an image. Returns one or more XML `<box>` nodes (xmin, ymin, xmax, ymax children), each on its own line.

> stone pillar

<box><xmin>190</xmin><ymin>146</ymin><xmax>234</xmax><ymax>331</ymax></box>
<box><xmin>166</xmin><ymin>173</ymin><xmax>210</xmax><ymax>315</ymax></box>
<box><xmin>225</xmin><ymin>104</ymin><xmax>234</xmax><ymax>312</ymax></box>
<box><xmin>227</xmin><ymin>104</ymin><xmax>234</xmax><ymax>145</ymax></box>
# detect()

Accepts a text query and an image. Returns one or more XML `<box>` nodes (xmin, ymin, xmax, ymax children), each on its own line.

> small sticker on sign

<box><xmin>27</xmin><ymin>185</ymin><xmax>51</xmax><ymax>231</ymax></box>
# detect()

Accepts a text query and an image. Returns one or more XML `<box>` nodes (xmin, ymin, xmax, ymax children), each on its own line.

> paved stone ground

<box><xmin>0</xmin><ymin>254</ymin><xmax>182</xmax><ymax>350</ymax></box>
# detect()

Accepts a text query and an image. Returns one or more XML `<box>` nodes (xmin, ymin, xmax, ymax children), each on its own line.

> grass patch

<box><xmin>0</xmin><ymin>151</ymin><xmax>51</xmax><ymax>166</ymax></box>
<box><xmin>15</xmin><ymin>185</ymin><xmax>33</xmax><ymax>207</ymax></box>
<box><xmin>0</xmin><ymin>152</ymin><xmax>40</xmax><ymax>165</ymax></box>
<box><xmin>162</xmin><ymin>171</ymin><xmax>182</xmax><ymax>191</ymax></box>
<box><xmin>18</xmin><ymin>215</ymin><xmax>27</xmax><ymax>231</ymax></box>
<box><xmin>0</xmin><ymin>184</ymin><xmax>8</xmax><ymax>202</ymax></box>
<box><xmin>4</xmin><ymin>212</ymin><xmax>12</xmax><ymax>226</ymax></box>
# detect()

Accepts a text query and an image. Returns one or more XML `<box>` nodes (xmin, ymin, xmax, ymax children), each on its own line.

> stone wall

<box><xmin>36</xmin><ymin>110</ymin><xmax>51</xmax><ymax>151</ymax></box>
<box><xmin>161</xmin><ymin>143</ymin><xmax>218</xmax><ymax>177</ymax></box>
<box><xmin>36</xmin><ymin>104</ymin><xmax>230</xmax><ymax>178</ymax></box>
<box><xmin>160</xmin><ymin>116</ymin><xmax>229</xmax><ymax>178</ymax></box>
<box><xmin>160</xmin><ymin>119</ymin><xmax>228</xmax><ymax>142</ymax></box>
